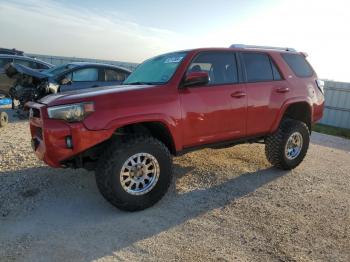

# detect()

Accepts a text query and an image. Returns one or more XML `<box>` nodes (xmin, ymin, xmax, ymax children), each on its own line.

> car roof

<box><xmin>0</xmin><ymin>54</ymin><xmax>54</xmax><ymax>66</ymax></box>
<box><xmin>64</xmin><ymin>62</ymin><xmax>131</xmax><ymax>72</ymax></box>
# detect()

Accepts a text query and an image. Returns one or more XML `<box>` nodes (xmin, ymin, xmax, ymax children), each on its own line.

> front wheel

<box><xmin>265</xmin><ymin>119</ymin><xmax>310</xmax><ymax>170</ymax></box>
<box><xmin>95</xmin><ymin>135</ymin><xmax>173</xmax><ymax>211</ymax></box>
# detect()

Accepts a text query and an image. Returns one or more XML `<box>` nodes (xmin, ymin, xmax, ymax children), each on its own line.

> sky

<box><xmin>0</xmin><ymin>0</ymin><xmax>349</xmax><ymax>81</ymax></box>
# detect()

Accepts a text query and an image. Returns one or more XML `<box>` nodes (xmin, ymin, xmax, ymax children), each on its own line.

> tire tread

<box><xmin>95</xmin><ymin>134</ymin><xmax>172</xmax><ymax>211</ymax></box>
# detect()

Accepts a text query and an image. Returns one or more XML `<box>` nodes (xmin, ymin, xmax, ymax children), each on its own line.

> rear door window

<box><xmin>270</xmin><ymin>59</ymin><xmax>282</xmax><ymax>80</ymax></box>
<box><xmin>242</xmin><ymin>53</ymin><xmax>274</xmax><ymax>82</ymax></box>
<box><xmin>105</xmin><ymin>69</ymin><xmax>128</xmax><ymax>81</ymax></box>
<box><xmin>282</xmin><ymin>53</ymin><xmax>314</xmax><ymax>77</ymax></box>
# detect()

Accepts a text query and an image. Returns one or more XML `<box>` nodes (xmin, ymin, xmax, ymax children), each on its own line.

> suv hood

<box><xmin>5</xmin><ymin>63</ymin><xmax>49</xmax><ymax>80</ymax></box>
<box><xmin>39</xmin><ymin>84</ymin><xmax>157</xmax><ymax>106</ymax></box>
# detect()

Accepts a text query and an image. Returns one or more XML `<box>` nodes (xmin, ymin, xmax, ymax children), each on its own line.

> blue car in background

<box><xmin>6</xmin><ymin>62</ymin><xmax>131</xmax><ymax>109</ymax></box>
<box><xmin>42</xmin><ymin>62</ymin><xmax>131</xmax><ymax>92</ymax></box>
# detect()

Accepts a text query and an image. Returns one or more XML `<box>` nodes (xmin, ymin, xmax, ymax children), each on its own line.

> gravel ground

<box><xmin>0</xmin><ymin>108</ymin><xmax>349</xmax><ymax>262</ymax></box>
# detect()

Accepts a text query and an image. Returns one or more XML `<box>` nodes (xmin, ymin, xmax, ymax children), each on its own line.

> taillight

<box><xmin>316</xmin><ymin>79</ymin><xmax>325</xmax><ymax>94</ymax></box>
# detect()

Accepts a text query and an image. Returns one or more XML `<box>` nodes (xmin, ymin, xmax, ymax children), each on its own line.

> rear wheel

<box><xmin>0</xmin><ymin>112</ymin><xmax>8</xmax><ymax>128</ymax></box>
<box><xmin>95</xmin><ymin>135</ymin><xmax>172</xmax><ymax>211</ymax></box>
<box><xmin>265</xmin><ymin>119</ymin><xmax>310</xmax><ymax>170</ymax></box>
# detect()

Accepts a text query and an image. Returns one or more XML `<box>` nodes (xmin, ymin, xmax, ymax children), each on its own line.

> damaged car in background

<box><xmin>0</xmin><ymin>54</ymin><xmax>53</xmax><ymax>98</ymax></box>
<box><xmin>6</xmin><ymin>62</ymin><xmax>131</xmax><ymax>110</ymax></box>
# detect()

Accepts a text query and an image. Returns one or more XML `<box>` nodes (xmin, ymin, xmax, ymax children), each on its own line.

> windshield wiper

<box><xmin>123</xmin><ymin>81</ymin><xmax>164</xmax><ymax>85</ymax></box>
<box><xmin>123</xmin><ymin>81</ymin><xmax>151</xmax><ymax>85</ymax></box>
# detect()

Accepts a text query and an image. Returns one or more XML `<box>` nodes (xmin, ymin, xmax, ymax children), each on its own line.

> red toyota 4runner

<box><xmin>27</xmin><ymin>45</ymin><xmax>324</xmax><ymax>211</ymax></box>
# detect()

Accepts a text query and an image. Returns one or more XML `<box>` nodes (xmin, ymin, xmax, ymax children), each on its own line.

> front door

<box><xmin>60</xmin><ymin>67</ymin><xmax>102</xmax><ymax>92</ymax></box>
<box><xmin>180</xmin><ymin>51</ymin><xmax>247</xmax><ymax>148</ymax></box>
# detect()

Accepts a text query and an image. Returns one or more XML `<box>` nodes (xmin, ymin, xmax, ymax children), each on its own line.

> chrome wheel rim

<box><xmin>120</xmin><ymin>153</ymin><xmax>160</xmax><ymax>195</ymax></box>
<box><xmin>285</xmin><ymin>132</ymin><xmax>303</xmax><ymax>160</ymax></box>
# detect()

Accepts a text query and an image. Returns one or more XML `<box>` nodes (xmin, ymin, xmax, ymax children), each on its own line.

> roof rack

<box><xmin>230</xmin><ymin>44</ymin><xmax>296</xmax><ymax>52</ymax></box>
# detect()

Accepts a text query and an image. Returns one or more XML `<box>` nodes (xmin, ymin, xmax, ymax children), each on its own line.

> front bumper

<box><xmin>28</xmin><ymin>102</ymin><xmax>113</xmax><ymax>168</ymax></box>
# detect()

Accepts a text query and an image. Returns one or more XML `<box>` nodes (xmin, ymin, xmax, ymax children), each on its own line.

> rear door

<box><xmin>59</xmin><ymin>67</ymin><xmax>102</xmax><ymax>92</ymax></box>
<box><xmin>180</xmin><ymin>51</ymin><xmax>247</xmax><ymax>147</ymax></box>
<box><xmin>240</xmin><ymin>52</ymin><xmax>289</xmax><ymax>136</ymax></box>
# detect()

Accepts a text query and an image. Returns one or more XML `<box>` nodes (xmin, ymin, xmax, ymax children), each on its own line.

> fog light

<box><xmin>66</xmin><ymin>136</ymin><xmax>73</xmax><ymax>149</ymax></box>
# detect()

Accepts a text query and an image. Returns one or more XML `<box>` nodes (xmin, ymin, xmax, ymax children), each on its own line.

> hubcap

<box><xmin>285</xmin><ymin>132</ymin><xmax>303</xmax><ymax>160</ymax></box>
<box><xmin>120</xmin><ymin>153</ymin><xmax>160</xmax><ymax>195</ymax></box>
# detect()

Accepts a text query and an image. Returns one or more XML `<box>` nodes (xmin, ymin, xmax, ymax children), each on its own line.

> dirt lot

<box><xmin>0</xmin><ymin>108</ymin><xmax>349</xmax><ymax>262</ymax></box>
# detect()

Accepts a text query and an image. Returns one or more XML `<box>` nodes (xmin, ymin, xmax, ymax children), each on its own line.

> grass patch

<box><xmin>313</xmin><ymin>124</ymin><xmax>350</xmax><ymax>139</ymax></box>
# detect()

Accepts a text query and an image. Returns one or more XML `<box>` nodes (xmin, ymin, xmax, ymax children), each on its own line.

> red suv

<box><xmin>27</xmin><ymin>45</ymin><xmax>324</xmax><ymax>211</ymax></box>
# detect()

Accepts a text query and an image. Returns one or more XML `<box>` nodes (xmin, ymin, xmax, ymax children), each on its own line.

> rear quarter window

<box><xmin>105</xmin><ymin>69</ymin><xmax>128</xmax><ymax>81</ymax></box>
<box><xmin>282</xmin><ymin>53</ymin><xmax>314</xmax><ymax>77</ymax></box>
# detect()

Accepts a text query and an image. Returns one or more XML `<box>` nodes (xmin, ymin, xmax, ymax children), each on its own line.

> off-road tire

<box><xmin>0</xmin><ymin>112</ymin><xmax>9</xmax><ymax>128</ymax></box>
<box><xmin>265</xmin><ymin>119</ymin><xmax>310</xmax><ymax>170</ymax></box>
<box><xmin>95</xmin><ymin>135</ymin><xmax>172</xmax><ymax>211</ymax></box>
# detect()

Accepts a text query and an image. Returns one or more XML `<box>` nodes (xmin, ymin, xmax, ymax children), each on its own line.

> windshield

<box><xmin>43</xmin><ymin>64</ymin><xmax>78</xmax><ymax>76</ymax></box>
<box><xmin>124</xmin><ymin>51</ymin><xmax>188</xmax><ymax>85</ymax></box>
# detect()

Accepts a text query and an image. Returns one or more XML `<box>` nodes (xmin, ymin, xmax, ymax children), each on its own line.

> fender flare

<box><xmin>103</xmin><ymin>113</ymin><xmax>181</xmax><ymax>151</ymax></box>
<box><xmin>270</xmin><ymin>96</ymin><xmax>313</xmax><ymax>133</ymax></box>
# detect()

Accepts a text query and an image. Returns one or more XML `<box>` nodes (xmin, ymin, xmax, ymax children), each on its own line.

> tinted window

<box><xmin>70</xmin><ymin>68</ymin><xmax>99</xmax><ymax>82</ymax></box>
<box><xmin>282</xmin><ymin>53</ymin><xmax>313</xmax><ymax>77</ymax></box>
<box><xmin>187</xmin><ymin>52</ymin><xmax>238</xmax><ymax>85</ymax></box>
<box><xmin>242</xmin><ymin>53</ymin><xmax>273</xmax><ymax>82</ymax></box>
<box><xmin>0</xmin><ymin>58</ymin><xmax>12</xmax><ymax>68</ymax></box>
<box><xmin>105</xmin><ymin>69</ymin><xmax>128</xmax><ymax>81</ymax></box>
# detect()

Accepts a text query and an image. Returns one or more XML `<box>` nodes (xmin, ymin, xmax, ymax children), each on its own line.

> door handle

<box><xmin>276</xmin><ymin>87</ymin><xmax>290</xmax><ymax>93</ymax></box>
<box><xmin>231</xmin><ymin>91</ymin><xmax>246</xmax><ymax>98</ymax></box>
<box><xmin>92</xmin><ymin>85</ymin><xmax>99</xmax><ymax>88</ymax></box>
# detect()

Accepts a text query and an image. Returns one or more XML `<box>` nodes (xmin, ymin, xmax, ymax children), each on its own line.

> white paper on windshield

<box><xmin>164</xmin><ymin>56</ymin><xmax>184</xmax><ymax>63</ymax></box>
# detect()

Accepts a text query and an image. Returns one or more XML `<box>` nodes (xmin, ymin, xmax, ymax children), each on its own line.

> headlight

<box><xmin>47</xmin><ymin>102</ymin><xmax>95</xmax><ymax>122</ymax></box>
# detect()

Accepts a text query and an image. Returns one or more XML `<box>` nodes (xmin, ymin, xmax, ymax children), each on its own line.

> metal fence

<box><xmin>319</xmin><ymin>81</ymin><xmax>350</xmax><ymax>129</ymax></box>
<box><xmin>27</xmin><ymin>53</ymin><xmax>139</xmax><ymax>71</ymax></box>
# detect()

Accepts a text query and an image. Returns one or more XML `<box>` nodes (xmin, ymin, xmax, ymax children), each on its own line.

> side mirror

<box><xmin>61</xmin><ymin>78</ymin><xmax>72</xmax><ymax>85</ymax></box>
<box><xmin>183</xmin><ymin>71</ymin><xmax>209</xmax><ymax>87</ymax></box>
